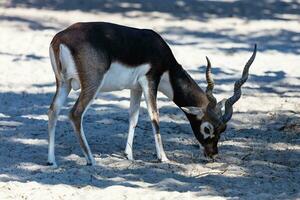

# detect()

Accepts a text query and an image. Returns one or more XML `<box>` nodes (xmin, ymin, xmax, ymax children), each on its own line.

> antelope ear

<box><xmin>181</xmin><ymin>107</ymin><xmax>205</xmax><ymax>119</ymax></box>
<box><xmin>216</xmin><ymin>98</ymin><xmax>227</xmax><ymax>115</ymax></box>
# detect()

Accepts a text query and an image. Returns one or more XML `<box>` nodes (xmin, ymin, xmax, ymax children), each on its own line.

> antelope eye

<box><xmin>204</xmin><ymin>127</ymin><xmax>210</xmax><ymax>134</ymax></box>
<box><xmin>200</xmin><ymin>122</ymin><xmax>215</xmax><ymax>139</ymax></box>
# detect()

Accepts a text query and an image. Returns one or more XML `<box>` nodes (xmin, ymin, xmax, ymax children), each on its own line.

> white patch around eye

<box><xmin>200</xmin><ymin>122</ymin><xmax>215</xmax><ymax>139</ymax></box>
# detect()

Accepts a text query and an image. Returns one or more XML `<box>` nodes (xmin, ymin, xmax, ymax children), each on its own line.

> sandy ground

<box><xmin>0</xmin><ymin>0</ymin><xmax>299</xmax><ymax>199</ymax></box>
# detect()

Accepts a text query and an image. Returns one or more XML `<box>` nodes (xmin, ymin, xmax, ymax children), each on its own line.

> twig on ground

<box><xmin>194</xmin><ymin>168</ymin><xmax>228</xmax><ymax>178</ymax></box>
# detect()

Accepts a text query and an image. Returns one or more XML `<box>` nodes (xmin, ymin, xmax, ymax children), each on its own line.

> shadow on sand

<box><xmin>3</xmin><ymin>0</ymin><xmax>300</xmax><ymax>21</ymax></box>
<box><xmin>0</xmin><ymin>71</ymin><xmax>299</xmax><ymax>198</ymax></box>
<box><xmin>0</xmin><ymin>0</ymin><xmax>299</xmax><ymax>198</ymax></box>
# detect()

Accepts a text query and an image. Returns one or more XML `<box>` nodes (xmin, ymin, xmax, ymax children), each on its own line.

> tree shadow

<box><xmin>0</xmin><ymin>81</ymin><xmax>299</xmax><ymax>198</ymax></box>
<box><xmin>0</xmin><ymin>15</ymin><xmax>57</xmax><ymax>30</ymax></box>
<box><xmin>2</xmin><ymin>1</ymin><xmax>299</xmax><ymax>55</ymax></box>
<box><xmin>3</xmin><ymin>0</ymin><xmax>300</xmax><ymax>21</ymax></box>
<box><xmin>162</xmin><ymin>26</ymin><xmax>300</xmax><ymax>54</ymax></box>
<box><xmin>190</xmin><ymin>63</ymin><xmax>300</xmax><ymax>98</ymax></box>
<box><xmin>0</xmin><ymin>51</ymin><xmax>48</xmax><ymax>62</ymax></box>
<box><xmin>0</xmin><ymin>1</ymin><xmax>299</xmax><ymax>197</ymax></box>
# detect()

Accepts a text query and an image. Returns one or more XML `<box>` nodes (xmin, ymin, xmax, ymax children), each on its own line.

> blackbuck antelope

<box><xmin>48</xmin><ymin>22</ymin><xmax>256</xmax><ymax>166</ymax></box>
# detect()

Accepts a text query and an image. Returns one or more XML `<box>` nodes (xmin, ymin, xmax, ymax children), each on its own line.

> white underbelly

<box><xmin>99</xmin><ymin>62</ymin><xmax>150</xmax><ymax>92</ymax></box>
<box><xmin>99</xmin><ymin>62</ymin><xmax>174</xmax><ymax>100</ymax></box>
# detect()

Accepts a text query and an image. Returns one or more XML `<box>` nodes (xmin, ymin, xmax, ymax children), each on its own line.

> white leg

<box><xmin>125</xmin><ymin>89</ymin><xmax>142</xmax><ymax>160</ymax></box>
<box><xmin>139</xmin><ymin>76</ymin><xmax>169</xmax><ymax>162</ymax></box>
<box><xmin>48</xmin><ymin>82</ymin><xmax>70</xmax><ymax>167</ymax></box>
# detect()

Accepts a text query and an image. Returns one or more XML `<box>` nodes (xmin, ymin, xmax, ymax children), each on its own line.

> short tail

<box><xmin>49</xmin><ymin>44</ymin><xmax>81</xmax><ymax>91</ymax></box>
<box><xmin>49</xmin><ymin>44</ymin><xmax>63</xmax><ymax>82</ymax></box>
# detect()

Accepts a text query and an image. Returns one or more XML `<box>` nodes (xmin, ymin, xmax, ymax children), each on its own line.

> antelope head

<box><xmin>182</xmin><ymin>45</ymin><xmax>257</xmax><ymax>159</ymax></box>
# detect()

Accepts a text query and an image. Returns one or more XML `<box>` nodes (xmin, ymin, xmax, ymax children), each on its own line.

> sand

<box><xmin>0</xmin><ymin>0</ymin><xmax>299</xmax><ymax>199</ymax></box>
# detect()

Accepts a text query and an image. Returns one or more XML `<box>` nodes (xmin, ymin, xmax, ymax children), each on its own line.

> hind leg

<box><xmin>48</xmin><ymin>81</ymin><xmax>71</xmax><ymax>167</ymax></box>
<box><xmin>69</xmin><ymin>82</ymin><xmax>101</xmax><ymax>166</ymax></box>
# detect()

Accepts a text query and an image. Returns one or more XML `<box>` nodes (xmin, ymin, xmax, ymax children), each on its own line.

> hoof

<box><xmin>47</xmin><ymin>161</ymin><xmax>57</xmax><ymax>168</ymax></box>
<box><xmin>125</xmin><ymin>152</ymin><xmax>134</xmax><ymax>161</ymax></box>
<box><xmin>159</xmin><ymin>157</ymin><xmax>170</xmax><ymax>163</ymax></box>
<box><xmin>86</xmin><ymin>158</ymin><xmax>96</xmax><ymax>166</ymax></box>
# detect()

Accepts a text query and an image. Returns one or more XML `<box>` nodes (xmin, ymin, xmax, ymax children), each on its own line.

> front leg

<box><xmin>125</xmin><ymin>89</ymin><xmax>142</xmax><ymax>160</ymax></box>
<box><xmin>139</xmin><ymin>76</ymin><xmax>169</xmax><ymax>162</ymax></box>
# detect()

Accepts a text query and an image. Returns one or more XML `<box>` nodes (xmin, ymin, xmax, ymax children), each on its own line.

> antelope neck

<box><xmin>168</xmin><ymin>64</ymin><xmax>209</xmax><ymax>108</ymax></box>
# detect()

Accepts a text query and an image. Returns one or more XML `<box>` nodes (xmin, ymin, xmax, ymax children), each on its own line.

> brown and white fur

<box><xmin>48</xmin><ymin>22</ymin><xmax>256</xmax><ymax>166</ymax></box>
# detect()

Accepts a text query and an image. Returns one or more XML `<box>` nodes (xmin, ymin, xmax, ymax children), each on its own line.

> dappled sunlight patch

<box><xmin>21</xmin><ymin>114</ymin><xmax>48</xmax><ymax>121</ymax></box>
<box><xmin>117</xmin><ymin>2</ymin><xmax>141</xmax><ymax>9</ymax></box>
<box><xmin>61</xmin><ymin>154</ymin><xmax>89</xmax><ymax>166</ymax></box>
<box><xmin>0</xmin><ymin>174</ymin><xmax>20</xmax><ymax>182</ymax></box>
<box><xmin>0</xmin><ymin>113</ymin><xmax>10</xmax><ymax>118</ymax></box>
<box><xmin>57</xmin><ymin>115</ymin><xmax>69</xmax><ymax>121</ymax></box>
<box><xmin>17</xmin><ymin>162</ymin><xmax>50</xmax><ymax>172</ymax></box>
<box><xmin>267</xmin><ymin>142</ymin><xmax>300</xmax><ymax>151</ymax></box>
<box><xmin>221</xmin><ymin>140</ymin><xmax>250</xmax><ymax>149</ymax></box>
<box><xmin>154</xmin><ymin>177</ymin><xmax>189</xmax><ymax>190</ymax></box>
<box><xmin>0</xmin><ymin>120</ymin><xmax>22</xmax><ymax>127</ymax></box>
<box><xmin>9</xmin><ymin>138</ymin><xmax>48</xmax><ymax>146</ymax></box>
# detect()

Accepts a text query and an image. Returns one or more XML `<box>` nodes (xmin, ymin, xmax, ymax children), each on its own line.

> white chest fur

<box><xmin>158</xmin><ymin>72</ymin><xmax>174</xmax><ymax>100</ymax></box>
